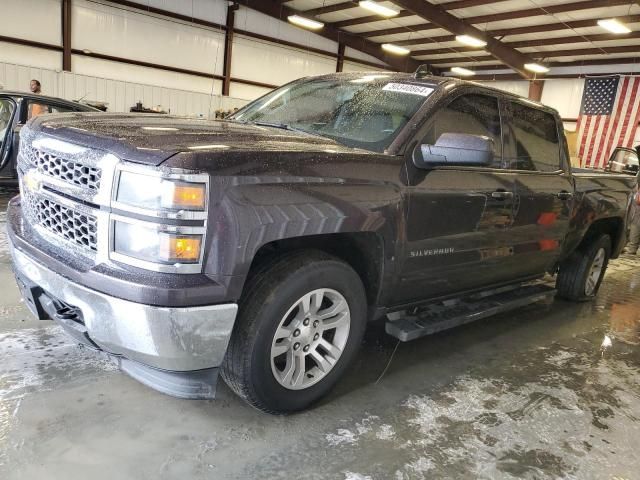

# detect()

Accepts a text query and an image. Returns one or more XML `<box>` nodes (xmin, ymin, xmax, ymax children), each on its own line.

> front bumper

<box><xmin>10</xmin><ymin>243</ymin><xmax>238</xmax><ymax>398</ymax></box>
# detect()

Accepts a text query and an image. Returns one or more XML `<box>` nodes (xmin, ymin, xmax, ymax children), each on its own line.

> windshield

<box><xmin>230</xmin><ymin>75</ymin><xmax>435</xmax><ymax>152</ymax></box>
<box><xmin>0</xmin><ymin>98</ymin><xmax>16</xmax><ymax>151</ymax></box>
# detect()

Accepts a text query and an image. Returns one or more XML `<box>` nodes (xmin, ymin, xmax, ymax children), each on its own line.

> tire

<box><xmin>221</xmin><ymin>250</ymin><xmax>367</xmax><ymax>414</ymax></box>
<box><xmin>556</xmin><ymin>234</ymin><xmax>611</xmax><ymax>301</ymax></box>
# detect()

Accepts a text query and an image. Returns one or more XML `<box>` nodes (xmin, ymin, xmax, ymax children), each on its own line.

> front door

<box><xmin>395</xmin><ymin>92</ymin><xmax>519</xmax><ymax>305</ymax></box>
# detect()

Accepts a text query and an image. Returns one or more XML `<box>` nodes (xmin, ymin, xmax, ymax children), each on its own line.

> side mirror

<box><xmin>414</xmin><ymin>132</ymin><xmax>494</xmax><ymax>169</ymax></box>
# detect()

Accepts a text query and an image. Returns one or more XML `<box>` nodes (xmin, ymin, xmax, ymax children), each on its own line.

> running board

<box><xmin>385</xmin><ymin>283</ymin><xmax>556</xmax><ymax>342</ymax></box>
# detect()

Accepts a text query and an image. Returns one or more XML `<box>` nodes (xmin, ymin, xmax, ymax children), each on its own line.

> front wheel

<box><xmin>221</xmin><ymin>250</ymin><xmax>367</xmax><ymax>414</ymax></box>
<box><xmin>556</xmin><ymin>234</ymin><xmax>611</xmax><ymax>301</ymax></box>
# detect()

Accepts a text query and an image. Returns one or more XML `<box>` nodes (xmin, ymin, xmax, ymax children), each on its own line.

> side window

<box><xmin>0</xmin><ymin>98</ymin><xmax>16</xmax><ymax>151</ymax></box>
<box><xmin>28</xmin><ymin>101</ymin><xmax>74</xmax><ymax>120</ymax></box>
<box><xmin>507</xmin><ymin>102</ymin><xmax>560</xmax><ymax>172</ymax></box>
<box><xmin>422</xmin><ymin>94</ymin><xmax>502</xmax><ymax>164</ymax></box>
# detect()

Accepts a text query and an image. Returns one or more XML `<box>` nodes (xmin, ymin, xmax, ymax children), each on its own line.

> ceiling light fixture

<box><xmin>597</xmin><ymin>18</ymin><xmax>631</xmax><ymax>34</ymax></box>
<box><xmin>524</xmin><ymin>63</ymin><xmax>549</xmax><ymax>73</ymax></box>
<box><xmin>382</xmin><ymin>43</ymin><xmax>410</xmax><ymax>55</ymax></box>
<box><xmin>450</xmin><ymin>67</ymin><xmax>475</xmax><ymax>76</ymax></box>
<box><xmin>359</xmin><ymin>1</ymin><xmax>400</xmax><ymax>17</ymax></box>
<box><xmin>455</xmin><ymin>35</ymin><xmax>487</xmax><ymax>48</ymax></box>
<box><xmin>287</xmin><ymin>15</ymin><xmax>324</xmax><ymax>30</ymax></box>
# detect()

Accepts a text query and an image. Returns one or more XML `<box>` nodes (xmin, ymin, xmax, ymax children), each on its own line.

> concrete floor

<box><xmin>1</xmin><ymin>186</ymin><xmax>639</xmax><ymax>480</ymax></box>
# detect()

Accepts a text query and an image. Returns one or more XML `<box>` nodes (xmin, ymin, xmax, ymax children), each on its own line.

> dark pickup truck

<box><xmin>7</xmin><ymin>72</ymin><xmax>638</xmax><ymax>413</ymax></box>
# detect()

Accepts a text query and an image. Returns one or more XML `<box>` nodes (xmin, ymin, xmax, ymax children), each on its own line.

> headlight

<box><xmin>116</xmin><ymin>170</ymin><xmax>207</xmax><ymax>211</ymax></box>
<box><xmin>113</xmin><ymin>221</ymin><xmax>202</xmax><ymax>264</ymax></box>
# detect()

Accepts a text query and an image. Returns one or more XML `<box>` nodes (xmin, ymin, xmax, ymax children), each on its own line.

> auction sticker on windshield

<box><xmin>382</xmin><ymin>83</ymin><xmax>434</xmax><ymax>97</ymax></box>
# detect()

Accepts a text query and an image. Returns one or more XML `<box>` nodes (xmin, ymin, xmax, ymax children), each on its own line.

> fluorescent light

<box><xmin>142</xmin><ymin>126</ymin><xmax>179</xmax><ymax>131</ymax></box>
<box><xmin>450</xmin><ymin>67</ymin><xmax>475</xmax><ymax>77</ymax></box>
<box><xmin>359</xmin><ymin>1</ymin><xmax>399</xmax><ymax>17</ymax></box>
<box><xmin>597</xmin><ymin>18</ymin><xmax>631</xmax><ymax>34</ymax></box>
<box><xmin>455</xmin><ymin>35</ymin><xmax>487</xmax><ymax>48</ymax></box>
<box><xmin>524</xmin><ymin>63</ymin><xmax>549</xmax><ymax>73</ymax></box>
<box><xmin>287</xmin><ymin>15</ymin><xmax>324</xmax><ymax>30</ymax></box>
<box><xmin>382</xmin><ymin>43</ymin><xmax>410</xmax><ymax>55</ymax></box>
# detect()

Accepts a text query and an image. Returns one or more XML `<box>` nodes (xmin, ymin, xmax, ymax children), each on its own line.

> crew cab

<box><xmin>6</xmin><ymin>73</ymin><xmax>637</xmax><ymax>413</ymax></box>
<box><xmin>0</xmin><ymin>91</ymin><xmax>98</xmax><ymax>184</ymax></box>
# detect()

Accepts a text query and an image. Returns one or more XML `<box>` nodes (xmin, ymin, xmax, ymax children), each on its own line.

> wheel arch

<box><xmin>578</xmin><ymin>216</ymin><xmax>625</xmax><ymax>258</ymax></box>
<box><xmin>241</xmin><ymin>232</ymin><xmax>385</xmax><ymax>317</ymax></box>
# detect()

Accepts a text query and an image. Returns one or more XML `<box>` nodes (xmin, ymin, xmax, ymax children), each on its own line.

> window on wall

<box><xmin>422</xmin><ymin>94</ymin><xmax>502</xmax><ymax>165</ymax></box>
<box><xmin>508</xmin><ymin>102</ymin><xmax>560</xmax><ymax>172</ymax></box>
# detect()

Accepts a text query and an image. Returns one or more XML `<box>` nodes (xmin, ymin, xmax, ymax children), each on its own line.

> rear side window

<box><xmin>423</xmin><ymin>94</ymin><xmax>502</xmax><ymax>162</ymax></box>
<box><xmin>508</xmin><ymin>102</ymin><xmax>560</xmax><ymax>172</ymax></box>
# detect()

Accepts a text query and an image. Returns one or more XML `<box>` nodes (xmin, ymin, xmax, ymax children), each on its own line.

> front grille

<box><xmin>23</xmin><ymin>191</ymin><xmax>98</xmax><ymax>252</ymax></box>
<box><xmin>22</xmin><ymin>144</ymin><xmax>102</xmax><ymax>191</ymax></box>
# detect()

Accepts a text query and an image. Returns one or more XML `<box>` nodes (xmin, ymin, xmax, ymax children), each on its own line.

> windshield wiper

<box><xmin>250</xmin><ymin>121</ymin><xmax>306</xmax><ymax>133</ymax></box>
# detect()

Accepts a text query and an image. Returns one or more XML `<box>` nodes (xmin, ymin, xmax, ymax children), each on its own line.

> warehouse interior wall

<box><xmin>0</xmin><ymin>0</ymin><xmax>388</xmax><ymax>115</ymax></box>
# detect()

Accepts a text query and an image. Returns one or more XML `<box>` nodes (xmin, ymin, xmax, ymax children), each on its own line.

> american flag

<box><xmin>577</xmin><ymin>75</ymin><xmax>640</xmax><ymax>168</ymax></box>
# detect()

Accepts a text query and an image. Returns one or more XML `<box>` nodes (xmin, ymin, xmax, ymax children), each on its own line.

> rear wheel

<box><xmin>556</xmin><ymin>234</ymin><xmax>611</xmax><ymax>301</ymax></box>
<box><xmin>221</xmin><ymin>250</ymin><xmax>367</xmax><ymax>414</ymax></box>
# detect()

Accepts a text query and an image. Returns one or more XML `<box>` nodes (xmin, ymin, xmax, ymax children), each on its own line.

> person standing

<box><xmin>28</xmin><ymin>79</ymin><xmax>46</xmax><ymax>118</ymax></box>
<box><xmin>624</xmin><ymin>193</ymin><xmax>640</xmax><ymax>255</ymax></box>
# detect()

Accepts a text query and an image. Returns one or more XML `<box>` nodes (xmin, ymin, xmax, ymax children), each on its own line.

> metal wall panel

<box><xmin>0</xmin><ymin>61</ymin><xmax>248</xmax><ymax>117</ymax></box>
<box><xmin>342</xmin><ymin>61</ymin><xmax>388</xmax><ymax>73</ymax></box>
<box><xmin>344</xmin><ymin>47</ymin><xmax>390</xmax><ymax>66</ymax></box>
<box><xmin>0</xmin><ymin>0</ymin><xmax>62</xmax><ymax>45</ymax></box>
<box><xmin>0</xmin><ymin>42</ymin><xmax>62</xmax><ymax>73</ymax></box>
<box><xmin>231</xmin><ymin>36</ymin><xmax>335</xmax><ymax>86</ymax></box>
<box><xmin>540</xmin><ymin>79</ymin><xmax>585</xmax><ymax>120</ymax></box>
<box><xmin>0</xmin><ymin>60</ymin><xmax>60</xmax><ymax>95</ymax></box>
<box><xmin>71</xmin><ymin>55</ymin><xmax>218</xmax><ymax>94</ymax></box>
<box><xmin>123</xmin><ymin>0</ymin><xmax>227</xmax><ymax>25</ymax></box>
<box><xmin>228</xmin><ymin>82</ymin><xmax>273</xmax><ymax>102</ymax></box>
<box><xmin>234</xmin><ymin>5</ymin><xmax>338</xmax><ymax>54</ymax></box>
<box><xmin>73</xmin><ymin>0</ymin><xmax>226</xmax><ymax>76</ymax></box>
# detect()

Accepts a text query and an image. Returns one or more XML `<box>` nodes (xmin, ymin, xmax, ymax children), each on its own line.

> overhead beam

<box><xmin>463</xmin><ymin>57</ymin><xmax>640</xmax><ymax>71</ymax></box>
<box><xmin>328</xmin><ymin>0</ymin><xmax>513</xmax><ymax>28</ymax></box>
<box><xmin>412</xmin><ymin>31</ymin><xmax>640</xmax><ymax>56</ymax></box>
<box><xmin>358</xmin><ymin>0</ymin><xmax>632</xmax><ymax>37</ymax></box>
<box><xmin>240</xmin><ymin>0</ymin><xmax>423</xmax><ymax>73</ymax></box>
<box><xmin>62</xmin><ymin>0</ymin><xmax>72</xmax><ymax>71</ymax></box>
<box><xmin>424</xmin><ymin>44</ymin><xmax>640</xmax><ymax>64</ymax></box>
<box><xmin>303</xmin><ymin>0</ymin><xmax>511</xmax><ymax>19</ymax></box>
<box><xmin>390</xmin><ymin>0</ymin><xmax>535</xmax><ymax>79</ymax></box>
<box><xmin>392</xmin><ymin>14</ymin><xmax>640</xmax><ymax>47</ymax></box>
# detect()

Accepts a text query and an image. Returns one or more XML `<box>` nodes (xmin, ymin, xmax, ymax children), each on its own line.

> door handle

<box><xmin>556</xmin><ymin>191</ymin><xmax>573</xmax><ymax>200</ymax></box>
<box><xmin>491</xmin><ymin>190</ymin><xmax>514</xmax><ymax>200</ymax></box>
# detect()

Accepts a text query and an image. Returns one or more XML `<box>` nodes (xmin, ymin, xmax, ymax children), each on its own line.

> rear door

<box><xmin>395</xmin><ymin>92</ymin><xmax>521</xmax><ymax>305</ymax></box>
<box><xmin>503</xmin><ymin>100</ymin><xmax>574</xmax><ymax>278</ymax></box>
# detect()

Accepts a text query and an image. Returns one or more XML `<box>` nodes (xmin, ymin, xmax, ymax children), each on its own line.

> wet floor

<box><xmin>1</xmin><ymin>185</ymin><xmax>639</xmax><ymax>479</ymax></box>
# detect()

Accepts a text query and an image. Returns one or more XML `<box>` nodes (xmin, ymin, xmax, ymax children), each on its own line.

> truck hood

<box><xmin>30</xmin><ymin>113</ymin><xmax>358</xmax><ymax>166</ymax></box>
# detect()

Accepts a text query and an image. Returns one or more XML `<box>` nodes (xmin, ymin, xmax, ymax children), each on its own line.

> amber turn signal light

<box><xmin>172</xmin><ymin>183</ymin><xmax>206</xmax><ymax>209</ymax></box>
<box><xmin>161</xmin><ymin>235</ymin><xmax>202</xmax><ymax>262</ymax></box>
